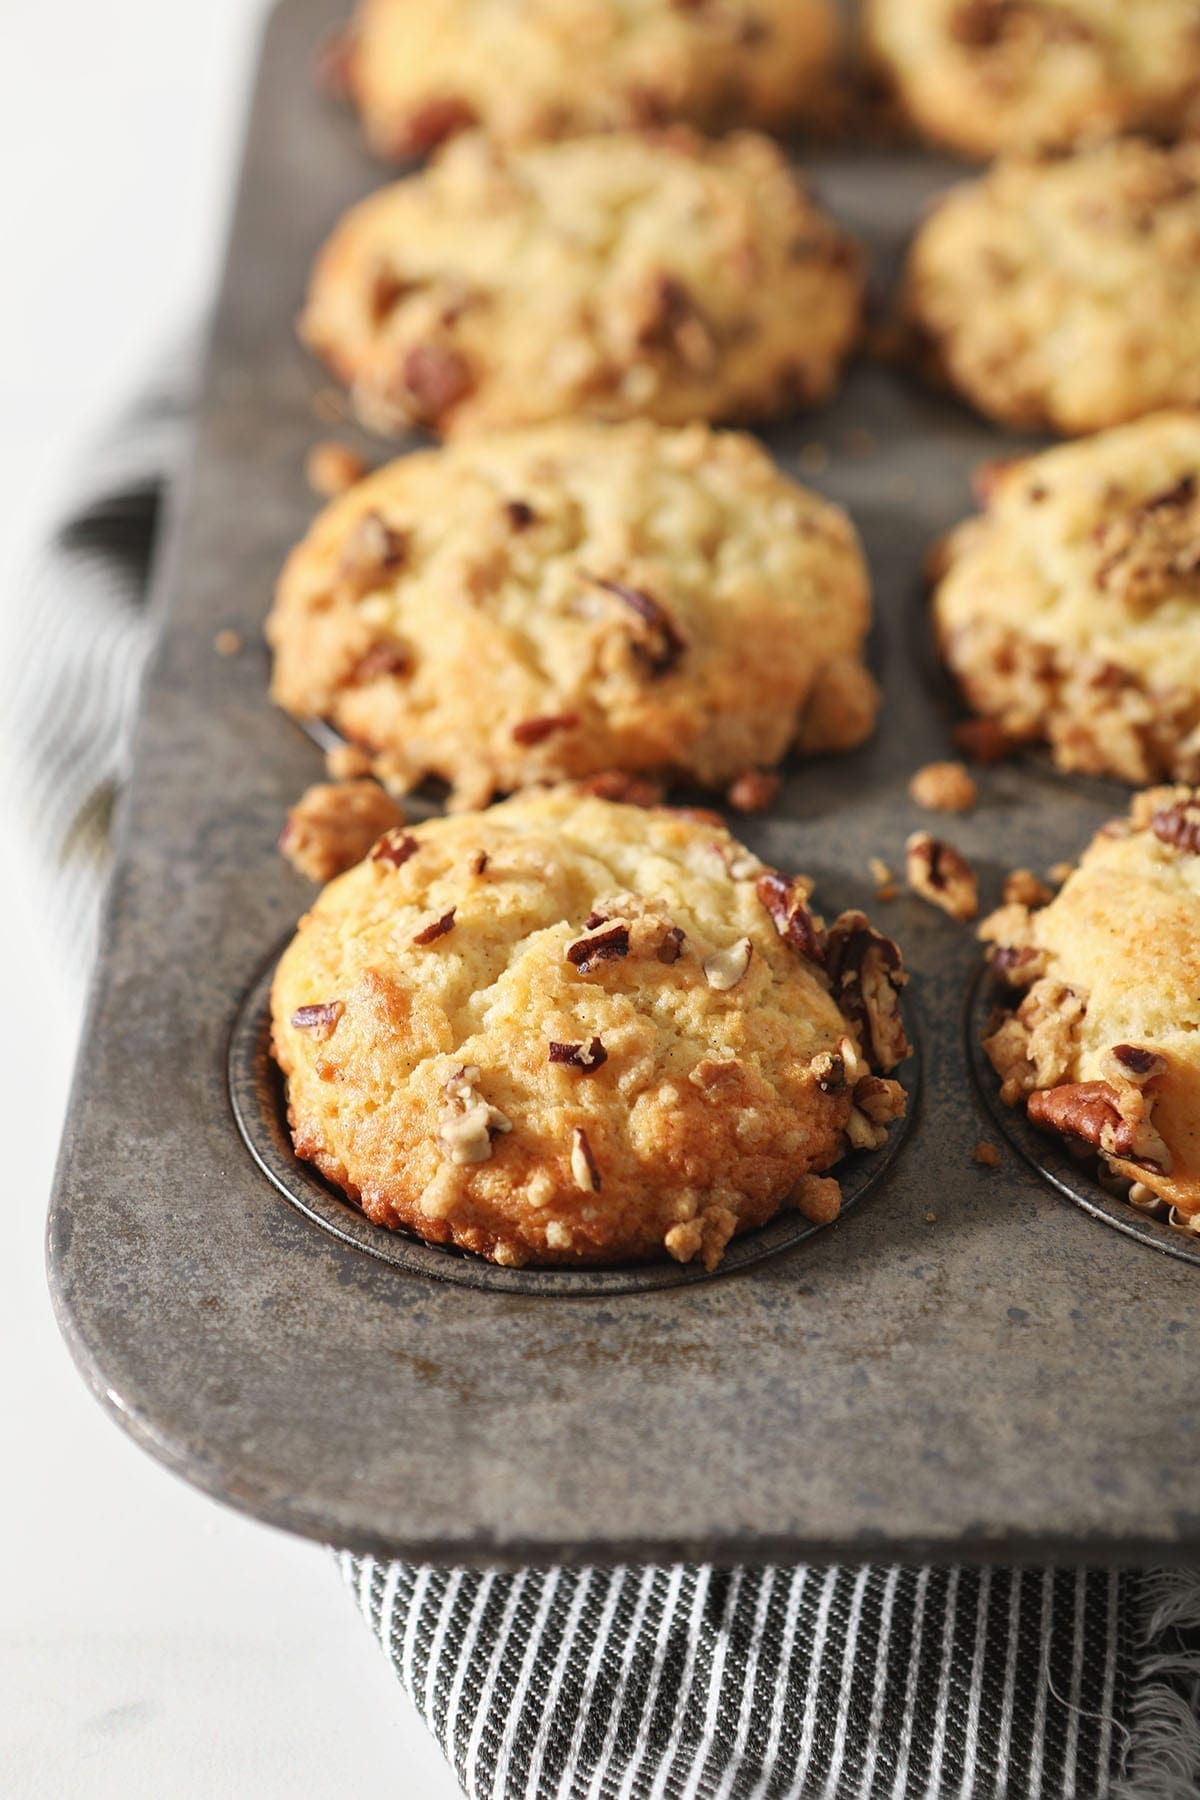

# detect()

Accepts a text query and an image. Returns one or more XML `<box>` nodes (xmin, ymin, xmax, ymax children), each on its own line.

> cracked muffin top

<box><xmin>981</xmin><ymin>786</ymin><xmax>1200</xmax><ymax>1217</ymax></box>
<box><xmin>271</xmin><ymin>789</ymin><xmax>909</xmax><ymax>1269</ymax></box>
<box><xmin>904</xmin><ymin>139</ymin><xmax>1200</xmax><ymax>435</ymax></box>
<box><xmin>300</xmin><ymin>129</ymin><xmax>863</xmax><ymax>438</ymax></box>
<box><xmin>267</xmin><ymin>420</ymin><xmax>879</xmax><ymax>810</ymax></box>
<box><xmin>866</xmin><ymin>0</ymin><xmax>1200</xmax><ymax>161</ymax></box>
<box><xmin>328</xmin><ymin>0</ymin><xmax>840</xmax><ymax>158</ymax></box>
<box><xmin>933</xmin><ymin>412</ymin><xmax>1200</xmax><ymax>786</ymax></box>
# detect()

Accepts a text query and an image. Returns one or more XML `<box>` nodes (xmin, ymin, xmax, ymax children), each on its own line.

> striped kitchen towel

<box><xmin>10</xmin><ymin>377</ymin><xmax>1200</xmax><ymax>1800</ymax></box>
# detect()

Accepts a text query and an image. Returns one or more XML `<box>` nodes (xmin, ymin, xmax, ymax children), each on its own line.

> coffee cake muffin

<box><xmin>326</xmin><ymin>0</ymin><xmax>840</xmax><ymax>158</ymax></box>
<box><xmin>981</xmin><ymin>787</ymin><xmax>1200</xmax><ymax>1222</ymax></box>
<box><xmin>905</xmin><ymin>139</ymin><xmax>1200</xmax><ymax>435</ymax></box>
<box><xmin>300</xmin><ymin>130</ymin><xmax>863</xmax><ymax>437</ymax></box>
<box><xmin>934</xmin><ymin>413</ymin><xmax>1200</xmax><ymax>785</ymax></box>
<box><xmin>268</xmin><ymin>420</ymin><xmax>879</xmax><ymax>808</ymax></box>
<box><xmin>271</xmin><ymin>789</ymin><xmax>910</xmax><ymax>1269</ymax></box>
<box><xmin>866</xmin><ymin>0</ymin><xmax>1200</xmax><ymax>161</ymax></box>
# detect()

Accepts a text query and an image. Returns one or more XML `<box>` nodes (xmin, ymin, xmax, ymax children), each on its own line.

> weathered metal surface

<box><xmin>47</xmin><ymin>0</ymin><xmax>1200</xmax><ymax>1565</ymax></box>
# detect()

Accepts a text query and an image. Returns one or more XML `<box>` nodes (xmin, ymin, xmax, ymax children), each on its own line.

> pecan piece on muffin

<box><xmin>980</xmin><ymin>786</ymin><xmax>1200</xmax><ymax>1224</ymax></box>
<box><xmin>271</xmin><ymin>788</ymin><xmax>911</xmax><ymax>1270</ymax></box>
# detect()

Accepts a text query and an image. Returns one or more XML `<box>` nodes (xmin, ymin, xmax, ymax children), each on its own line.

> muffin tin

<box><xmin>48</xmin><ymin>0</ymin><xmax>1200</xmax><ymax>1564</ymax></box>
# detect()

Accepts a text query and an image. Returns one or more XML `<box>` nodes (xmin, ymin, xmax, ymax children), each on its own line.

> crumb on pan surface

<box><xmin>934</xmin><ymin>412</ymin><xmax>1200</xmax><ymax>785</ymax></box>
<box><xmin>300</xmin><ymin>128</ymin><xmax>863</xmax><ymax>438</ymax></box>
<box><xmin>904</xmin><ymin>141</ymin><xmax>1200</xmax><ymax>435</ymax></box>
<box><xmin>864</xmin><ymin>0</ymin><xmax>1200</xmax><ymax>161</ymax></box>
<box><xmin>270</xmin><ymin>788</ymin><xmax>910</xmax><ymax>1270</ymax></box>
<box><xmin>909</xmin><ymin>760</ymin><xmax>976</xmax><ymax>813</ymax></box>
<box><xmin>267</xmin><ymin>419</ymin><xmax>878</xmax><ymax>809</ymax></box>
<box><xmin>331</xmin><ymin>0</ymin><xmax>841</xmax><ymax>157</ymax></box>
<box><xmin>980</xmin><ymin>786</ymin><xmax>1200</xmax><ymax>1219</ymax></box>
<box><xmin>279</xmin><ymin>779</ymin><xmax>406</xmax><ymax>883</ymax></box>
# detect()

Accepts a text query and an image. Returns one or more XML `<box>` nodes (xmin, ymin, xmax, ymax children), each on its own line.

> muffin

<box><xmin>905</xmin><ymin>139</ymin><xmax>1200</xmax><ymax>435</ymax></box>
<box><xmin>268</xmin><ymin>420</ymin><xmax>880</xmax><ymax>808</ymax></box>
<box><xmin>934</xmin><ymin>412</ymin><xmax>1200</xmax><ymax>785</ymax></box>
<box><xmin>300</xmin><ymin>129</ymin><xmax>863</xmax><ymax>437</ymax></box>
<box><xmin>271</xmin><ymin>789</ymin><xmax>910</xmax><ymax>1269</ymax></box>
<box><xmin>981</xmin><ymin>786</ymin><xmax>1200</xmax><ymax>1221</ymax></box>
<box><xmin>866</xmin><ymin>0</ymin><xmax>1200</xmax><ymax>161</ymax></box>
<box><xmin>325</xmin><ymin>0</ymin><xmax>840</xmax><ymax>158</ymax></box>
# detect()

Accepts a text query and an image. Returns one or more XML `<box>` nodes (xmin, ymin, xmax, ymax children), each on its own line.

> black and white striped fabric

<box><xmin>12</xmin><ymin>377</ymin><xmax>1200</xmax><ymax>1800</ymax></box>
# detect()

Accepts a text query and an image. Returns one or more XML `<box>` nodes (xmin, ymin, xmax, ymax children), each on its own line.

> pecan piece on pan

<box><xmin>756</xmin><ymin>871</ymin><xmax>825</xmax><ymax>964</ymax></box>
<box><xmin>824</xmin><ymin>911</ymin><xmax>908</xmax><ymax>1073</ymax></box>
<box><xmin>905</xmin><ymin>832</ymin><xmax>978</xmax><ymax>921</ymax></box>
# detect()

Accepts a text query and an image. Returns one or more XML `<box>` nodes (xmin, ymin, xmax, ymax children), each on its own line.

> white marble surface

<box><xmin>0</xmin><ymin>3</ymin><xmax>460</xmax><ymax>1793</ymax></box>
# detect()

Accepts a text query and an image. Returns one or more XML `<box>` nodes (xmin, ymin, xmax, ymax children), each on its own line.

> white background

<box><xmin>0</xmin><ymin>3</ymin><xmax>459</xmax><ymax>1793</ymax></box>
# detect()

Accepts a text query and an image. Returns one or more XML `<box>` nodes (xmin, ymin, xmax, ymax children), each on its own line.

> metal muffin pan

<box><xmin>47</xmin><ymin>0</ymin><xmax>1200</xmax><ymax>1565</ymax></box>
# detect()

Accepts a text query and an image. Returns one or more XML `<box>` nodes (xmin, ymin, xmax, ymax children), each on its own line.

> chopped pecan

<box><xmin>657</xmin><ymin>925</ymin><xmax>686</xmax><ymax>965</ymax></box>
<box><xmin>566</xmin><ymin>921</ymin><xmax>631</xmax><ymax>973</ymax></box>
<box><xmin>352</xmin><ymin>641</ymin><xmax>411</xmax><ymax>682</ymax></box>
<box><xmin>468</xmin><ymin>849</ymin><xmax>489</xmax><ymax>876</ymax></box>
<box><xmin>636</xmin><ymin>274</ymin><xmax>717</xmax><ymax>372</ymax></box>
<box><xmin>852</xmin><ymin>1075</ymin><xmax>906</xmax><ymax>1125</ymax></box>
<box><xmin>290</xmin><ymin>1000</ymin><xmax>345</xmax><ymax>1038</ymax></box>
<box><xmin>1028</xmin><ymin>1081</ymin><xmax>1171</xmax><ymax>1171</ymax></box>
<box><xmin>1094</xmin><ymin>474</ymin><xmax>1200</xmax><ymax>611</ymax></box>
<box><xmin>905</xmin><ymin>833</ymin><xmax>978</xmax><ymax>921</ymax></box>
<box><xmin>372</xmin><ymin>830</ymin><xmax>419</xmax><ymax>869</ymax></box>
<box><xmin>341</xmin><ymin>511</ymin><xmax>407</xmax><ymax>587</ymax></box>
<box><xmin>1103</xmin><ymin>1044</ymin><xmax>1168</xmax><ymax>1087</ymax></box>
<box><xmin>991</xmin><ymin>943</ymin><xmax>1048</xmax><ymax>987</ymax></box>
<box><xmin>727</xmin><ymin>769</ymin><xmax>781</xmax><ymax>814</ymax></box>
<box><xmin>412</xmin><ymin>908</ymin><xmax>456</xmax><ymax>945</ymax></box>
<box><xmin>756</xmin><ymin>871</ymin><xmax>825</xmax><ymax>964</ymax></box>
<box><xmin>825</xmin><ymin>911</ymin><xmax>908</xmax><ymax>1073</ymax></box>
<box><xmin>809</xmin><ymin>1049</ymin><xmax>846</xmax><ymax>1093</ymax></box>
<box><xmin>438</xmin><ymin>1098</ymin><xmax>512</xmax><ymax>1166</ymax></box>
<box><xmin>399</xmin><ymin>96</ymin><xmax>478</xmax><ymax>153</ymax></box>
<box><xmin>584</xmin><ymin>575</ymin><xmax>687</xmax><ymax>676</ymax></box>
<box><xmin>402</xmin><ymin>344</ymin><xmax>473</xmax><ymax>421</ymax></box>
<box><xmin>702</xmin><ymin>937</ymin><xmax>753</xmax><ymax>991</ymax></box>
<box><xmin>505</xmin><ymin>499</ymin><xmax>537</xmax><ymax>531</ymax></box>
<box><xmin>570</xmin><ymin>1126</ymin><xmax>601</xmax><ymax>1193</ymax></box>
<box><xmin>512</xmin><ymin>712</ymin><xmax>580</xmax><ymax>746</ymax></box>
<box><xmin>577</xmin><ymin>771</ymin><xmax>663</xmax><ymax>807</ymax></box>
<box><xmin>1150</xmin><ymin>797</ymin><xmax>1200</xmax><ymax>854</ymax></box>
<box><xmin>279</xmin><ymin>781</ymin><xmax>406</xmax><ymax>883</ymax></box>
<box><xmin>548</xmin><ymin>1037</ymin><xmax>608</xmax><ymax>1072</ymax></box>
